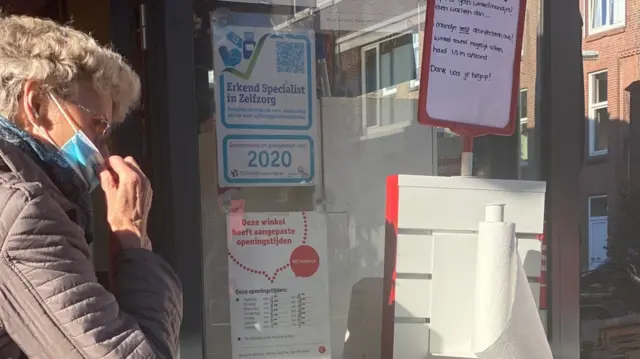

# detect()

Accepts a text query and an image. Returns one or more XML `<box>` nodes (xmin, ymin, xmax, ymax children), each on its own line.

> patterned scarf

<box><xmin>0</xmin><ymin>116</ymin><xmax>94</xmax><ymax>244</ymax></box>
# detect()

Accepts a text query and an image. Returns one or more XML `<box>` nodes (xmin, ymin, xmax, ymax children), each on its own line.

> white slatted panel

<box><xmin>392</xmin><ymin>175</ymin><xmax>546</xmax><ymax>358</ymax></box>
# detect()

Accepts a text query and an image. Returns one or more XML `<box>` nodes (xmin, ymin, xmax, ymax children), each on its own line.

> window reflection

<box><xmin>361</xmin><ymin>34</ymin><xmax>418</xmax><ymax>130</ymax></box>
<box><xmin>579</xmin><ymin>0</ymin><xmax>640</xmax><ymax>354</ymax></box>
<box><xmin>587</xmin><ymin>195</ymin><xmax>608</xmax><ymax>270</ymax></box>
<box><xmin>193</xmin><ymin>0</ymin><xmax>545</xmax><ymax>358</ymax></box>
<box><xmin>588</xmin><ymin>71</ymin><xmax>609</xmax><ymax>156</ymax></box>
<box><xmin>519</xmin><ymin>89</ymin><xmax>529</xmax><ymax>167</ymax></box>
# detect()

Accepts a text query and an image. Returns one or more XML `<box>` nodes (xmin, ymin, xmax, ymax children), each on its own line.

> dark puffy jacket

<box><xmin>0</xmin><ymin>140</ymin><xmax>183</xmax><ymax>358</ymax></box>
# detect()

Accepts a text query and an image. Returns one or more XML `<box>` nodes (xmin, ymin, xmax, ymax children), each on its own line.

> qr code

<box><xmin>276</xmin><ymin>41</ymin><xmax>305</xmax><ymax>74</ymax></box>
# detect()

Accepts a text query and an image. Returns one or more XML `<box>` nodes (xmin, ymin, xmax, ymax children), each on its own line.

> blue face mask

<box><xmin>46</xmin><ymin>93</ymin><xmax>106</xmax><ymax>192</ymax></box>
<box><xmin>59</xmin><ymin>130</ymin><xmax>105</xmax><ymax>191</ymax></box>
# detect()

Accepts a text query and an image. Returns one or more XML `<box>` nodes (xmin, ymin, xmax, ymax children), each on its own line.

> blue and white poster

<box><xmin>212</xmin><ymin>20</ymin><xmax>317</xmax><ymax>187</ymax></box>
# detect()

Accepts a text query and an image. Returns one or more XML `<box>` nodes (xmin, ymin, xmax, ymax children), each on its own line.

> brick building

<box><xmin>578</xmin><ymin>0</ymin><xmax>636</xmax><ymax>271</ymax></box>
<box><xmin>519</xmin><ymin>0</ymin><xmax>640</xmax><ymax>271</ymax></box>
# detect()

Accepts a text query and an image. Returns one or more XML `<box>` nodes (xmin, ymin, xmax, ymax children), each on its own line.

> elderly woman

<box><xmin>0</xmin><ymin>15</ymin><xmax>182</xmax><ymax>359</ymax></box>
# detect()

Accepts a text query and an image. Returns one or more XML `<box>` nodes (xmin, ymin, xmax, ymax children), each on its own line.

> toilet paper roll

<box><xmin>473</xmin><ymin>221</ymin><xmax>553</xmax><ymax>359</ymax></box>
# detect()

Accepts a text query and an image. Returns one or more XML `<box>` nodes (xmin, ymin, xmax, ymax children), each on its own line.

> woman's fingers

<box><xmin>123</xmin><ymin>156</ymin><xmax>141</xmax><ymax>171</ymax></box>
<box><xmin>101</xmin><ymin>155</ymin><xmax>153</xmax><ymax>249</ymax></box>
<box><xmin>123</xmin><ymin>156</ymin><xmax>148</xmax><ymax>185</ymax></box>
<box><xmin>105</xmin><ymin>156</ymin><xmax>130</xmax><ymax>179</ymax></box>
<box><xmin>99</xmin><ymin>169</ymin><xmax>116</xmax><ymax>192</ymax></box>
<box><xmin>106</xmin><ymin>156</ymin><xmax>147</xmax><ymax>188</ymax></box>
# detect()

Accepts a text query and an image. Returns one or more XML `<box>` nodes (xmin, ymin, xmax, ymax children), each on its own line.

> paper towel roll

<box><xmin>473</xmin><ymin>221</ymin><xmax>553</xmax><ymax>359</ymax></box>
<box><xmin>473</xmin><ymin>221</ymin><xmax>517</xmax><ymax>352</ymax></box>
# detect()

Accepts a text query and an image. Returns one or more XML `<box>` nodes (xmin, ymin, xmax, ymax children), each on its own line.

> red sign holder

<box><xmin>417</xmin><ymin>0</ymin><xmax>528</xmax><ymax>175</ymax></box>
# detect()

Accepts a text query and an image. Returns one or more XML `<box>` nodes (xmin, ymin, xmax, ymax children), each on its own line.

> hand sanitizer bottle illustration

<box><xmin>243</xmin><ymin>32</ymin><xmax>256</xmax><ymax>60</ymax></box>
<box><xmin>226</xmin><ymin>31</ymin><xmax>243</xmax><ymax>49</ymax></box>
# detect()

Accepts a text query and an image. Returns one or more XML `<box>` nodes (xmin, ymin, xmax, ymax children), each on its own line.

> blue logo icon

<box><xmin>218</xmin><ymin>31</ymin><xmax>256</xmax><ymax>68</ymax></box>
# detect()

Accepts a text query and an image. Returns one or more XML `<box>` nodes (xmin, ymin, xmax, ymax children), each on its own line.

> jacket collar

<box><xmin>0</xmin><ymin>139</ymin><xmax>76</xmax><ymax>212</ymax></box>
<box><xmin>0</xmin><ymin>117</ymin><xmax>95</xmax><ymax>243</ymax></box>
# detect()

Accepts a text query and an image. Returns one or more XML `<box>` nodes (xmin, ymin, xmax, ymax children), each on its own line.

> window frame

<box><xmin>588</xmin><ymin>0</ymin><xmax>625</xmax><ymax>34</ymax></box>
<box><xmin>522</xmin><ymin>10</ymin><xmax>527</xmax><ymax>56</ymax></box>
<box><xmin>410</xmin><ymin>32</ymin><xmax>420</xmax><ymax>90</ymax></box>
<box><xmin>518</xmin><ymin>89</ymin><xmax>529</xmax><ymax>168</ymax></box>
<box><xmin>588</xmin><ymin>70</ymin><xmax>609</xmax><ymax>157</ymax></box>
<box><xmin>588</xmin><ymin>194</ymin><xmax>608</xmax><ymax>219</ymax></box>
<box><xmin>361</xmin><ymin>32</ymin><xmax>417</xmax><ymax>133</ymax></box>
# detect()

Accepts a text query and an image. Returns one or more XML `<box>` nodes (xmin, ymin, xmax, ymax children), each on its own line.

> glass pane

<box><xmin>392</xmin><ymin>35</ymin><xmax>415</xmax><ymax>86</ymax></box>
<box><xmin>587</xmin><ymin>219</ymin><xmax>608</xmax><ymax>270</ymax></box>
<box><xmin>589</xmin><ymin>196</ymin><xmax>608</xmax><ymax>217</ymax></box>
<box><xmin>379</xmin><ymin>44</ymin><xmax>392</xmax><ymax>89</ymax></box>
<box><xmin>379</xmin><ymin>96</ymin><xmax>394</xmax><ymax>126</ymax></box>
<box><xmin>519</xmin><ymin>122</ymin><xmax>528</xmax><ymax>163</ymax></box>
<box><xmin>593</xmin><ymin>107</ymin><xmax>609</xmax><ymax>152</ymax></box>
<box><xmin>581</xmin><ymin>0</ymin><xmax>639</xmax><ymax>353</ymax></box>
<box><xmin>600</xmin><ymin>0</ymin><xmax>608</xmax><ymax>26</ymax></box>
<box><xmin>613</xmin><ymin>0</ymin><xmax>624</xmax><ymax>24</ymax></box>
<box><xmin>365</xmin><ymin>97</ymin><xmax>378</xmax><ymax>128</ymax></box>
<box><xmin>389</xmin><ymin>97</ymin><xmax>417</xmax><ymax>126</ymax></box>
<box><xmin>379</xmin><ymin>35</ymin><xmax>415</xmax><ymax>88</ymax></box>
<box><xmin>519</xmin><ymin>90</ymin><xmax>528</xmax><ymax>119</ymax></box>
<box><xmin>591</xmin><ymin>0</ymin><xmax>605</xmax><ymax>28</ymax></box>
<box><xmin>594</xmin><ymin>72</ymin><xmax>608</xmax><ymax>103</ymax></box>
<box><xmin>364</xmin><ymin>49</ymin><xmax>378</xmax><ymax>93</ymax></box>
<box><xmin>193</xmin><ymin>0</ymin><xmax>544</xmax><ymax>358</ymax></box>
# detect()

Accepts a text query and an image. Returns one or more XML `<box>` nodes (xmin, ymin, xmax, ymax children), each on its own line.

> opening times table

<box><xmin>240</xmin><ymin>293</ymin><xmax>316</xmax><ymax>330</ymax></box>
<box><xmin>226</xmin><ymin>211</ymin><xmax>331</xmax><ymax>358</ymax></box>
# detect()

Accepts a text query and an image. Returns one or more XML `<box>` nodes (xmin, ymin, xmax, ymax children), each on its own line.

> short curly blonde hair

<box><xmin>0</xmin><ymin>15</ymin><xmax>140</xmax><ymax>123</ymax></box>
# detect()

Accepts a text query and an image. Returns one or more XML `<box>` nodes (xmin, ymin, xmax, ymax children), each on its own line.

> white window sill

<box><xmin>360</xmin><ymin>121</ymin><xmax>412</xmax><ymax>140</ymax></box>
<box><xmin>409</xmin><ymin>79</ymin><xmax>420</xmax><ymax>91</ymax></box>
<box><xmin>316</xmin><ymin>0</ymin><xmax>342</xmax><ymax>10</ymax></box>
<box><xmin>588</xmin><ymin>150</ymin><xmax>608</xmax><ymax>157</ymax></box>
<box><xmin>381</xmin><ymin>86</ymin><xmax>397</xmax><ymax>97</ymax></box>
<box><xmin>589</xmin><ymin>216</ymin><xmax>608</xmax><ymax>225</ymax></box>
<box><xmin>588</xmin><ymin>23</ymin><xmax>625</xmax><ymax>35</ymax></box>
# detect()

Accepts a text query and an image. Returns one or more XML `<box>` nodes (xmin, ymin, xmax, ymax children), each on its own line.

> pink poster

<box><xmin>226</xmin><ymin>211</ymin><xmax>331</xmax><ymax>359</ymax></box>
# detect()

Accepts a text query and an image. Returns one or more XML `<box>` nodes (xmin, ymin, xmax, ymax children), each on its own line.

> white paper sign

<box><xmin>424</xmin><ymin>0</ymin><xmax>522</xmax><ymax>129</ymax></box>
<box><xmin>227</xmin><ymin>212</ymin><xmax>331</xmax><ymax>359</ymax></box>
<box><xmin>212</xmin><ymin>20</ymin><xmax>317</xmax><ymax>186</ymax></box>
<box><xmin>222</xmin><ymin>135</ymin><xmax>314</xmax><ymax>184</ymax></box>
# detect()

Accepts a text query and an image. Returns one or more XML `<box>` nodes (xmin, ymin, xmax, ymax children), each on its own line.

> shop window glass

<box><xmin>580</xmin><ymin>5</ymin><xmax>640</xmax><ymax>351</ymax></box>
<box><xmin>191</xmin><ymin>1</ymin><xmax>544</xmax><ymax>358</ymax></box>
<box><xmin>181</xmin><ymin>0</ymin><xmax>640</xmax><ymax>356</ymax></box>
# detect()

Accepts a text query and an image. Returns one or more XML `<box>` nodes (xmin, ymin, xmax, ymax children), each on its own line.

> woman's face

<box><xmin>21</xmin><ymin>80</ymin><xmax>113</xmax><ymax>153</ymax></box>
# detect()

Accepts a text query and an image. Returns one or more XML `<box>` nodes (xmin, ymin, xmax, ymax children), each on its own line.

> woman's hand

<box><xmin>100</xmin><ymin>156</ymin><xmax>153</xmax><ymax>251</ymax></box>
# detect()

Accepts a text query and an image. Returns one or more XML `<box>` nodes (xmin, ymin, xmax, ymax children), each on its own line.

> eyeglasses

<box><xmin>68</xmin><ymin>100</ymin><xmax>112</xmax><ymax>137</ymax></box>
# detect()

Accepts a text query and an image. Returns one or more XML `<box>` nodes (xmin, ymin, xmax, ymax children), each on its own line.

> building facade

<box><xmin>577</xmin><ymin>0</ymin><xmax>640</xmax><ymax>279</ymax></box>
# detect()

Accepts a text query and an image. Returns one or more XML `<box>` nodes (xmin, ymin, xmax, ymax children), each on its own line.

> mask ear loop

<box><xmin>25</xmin><ymin>95</ymin><xmax>59</xmax><ymax>148</ymax></box>
<box><xmin>48</xmin><ymin>92</ymin><xmax>80</xmax><ymax>133</ymax></box>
